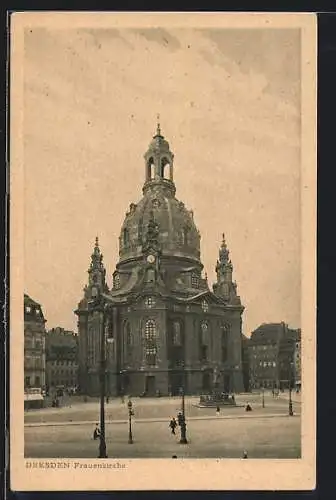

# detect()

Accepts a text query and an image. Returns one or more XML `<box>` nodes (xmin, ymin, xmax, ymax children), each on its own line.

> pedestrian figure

<box><xmin>177</xmin><ymin>411</ymin><xmax>183</xmax><ymax>426</ymax></box>
<box><xmin>216</xmin><ymin>406</ymin><xmax>220</xmax><ymax>416</ymax></box>
<box><xmin>243</xmin><ymin>450</ymin><xmax>248</xmax><ymax>459</ymax></box>
<box><xmin>93</xmin><ymin>423</ymin><xmax>101</xmax><ymax>440</ymax></box>
<box><xmin>169</xmin><ymin>417</ymin><xmax>177</xmax><ymax>435</ymax></box>
<box><xmin>245</xmin><ymin>403</ymin><xmax>252</xmax><ymax>412</ymax></box>
<box><xmin>106</xmin><ymin>396</ymin><xmax>109</xmax><ymax>404</ymax></box>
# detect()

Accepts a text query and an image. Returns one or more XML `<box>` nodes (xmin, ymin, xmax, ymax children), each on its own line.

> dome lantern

<box><xmin>143</xmin><ymin>116</ymin><xmax>175</xmax><ymax>196</ymax></box>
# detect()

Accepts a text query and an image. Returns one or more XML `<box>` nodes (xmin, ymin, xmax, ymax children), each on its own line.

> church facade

<box><xmin>75</xmin><ymin>123</ymin><xmax>245</xmax><ymax>397</ymax></box>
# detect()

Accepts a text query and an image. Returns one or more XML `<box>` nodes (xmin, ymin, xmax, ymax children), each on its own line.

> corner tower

<box><xmin>213</xmin><ymin>233</ymin><xmax>241</xmax><ymax>306</ymax></box>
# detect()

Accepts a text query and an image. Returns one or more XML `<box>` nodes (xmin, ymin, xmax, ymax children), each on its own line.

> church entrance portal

<box><xmin>169</xmin><ymin>372</ymin><xmax>184</xmax><ymax>396</ymax></box>
<box><xmin>145</xmin><ymin>376</ymin><xmax>156</xmax><ymax>396</ymax></box>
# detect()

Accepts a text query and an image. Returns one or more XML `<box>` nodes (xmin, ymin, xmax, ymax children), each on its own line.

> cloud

<box><xmin>23</xmin><ymin>26</ymin><xmax>301</xmax><ymax>335</ymax></box>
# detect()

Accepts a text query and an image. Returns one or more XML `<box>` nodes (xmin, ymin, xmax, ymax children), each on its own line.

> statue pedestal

<box><xmin>198</xmin><ymin>391</ymin><xmax>237</xmax><ymax>407</ymax></box>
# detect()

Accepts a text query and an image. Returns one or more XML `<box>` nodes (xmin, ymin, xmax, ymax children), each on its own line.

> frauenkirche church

<box><xmin>75</xmin><ymin>122</ymin><xmax>244</xmax><ymax>397</ymax></box>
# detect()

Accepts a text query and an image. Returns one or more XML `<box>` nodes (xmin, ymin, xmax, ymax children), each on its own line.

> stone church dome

<box><xmin>118</xmin><ymin>122</ymin><xmax>201</xmax><ymax>264</ymax></box>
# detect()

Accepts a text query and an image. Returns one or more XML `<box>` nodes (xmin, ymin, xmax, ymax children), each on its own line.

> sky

<box><xmin>23</xmin><ymin>25</ymin><xmax>301</xmax><ymax>336</ymax></box>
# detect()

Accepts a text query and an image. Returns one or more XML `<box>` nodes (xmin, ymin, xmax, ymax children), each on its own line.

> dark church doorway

<box><xmin>145</xmin><ymin>376</ymin><xmax>156</xmax><ymax>396</ymax></box>
<box><xmin>169</xmin><ymin>372</ymin><xmax>184</xmax><ymax>396</ymax></box>
<box><xmin>223</xmin><ymin>374</ymin><xmax>231</xmax><ymax>393</ymax></box>
<box><xmin>202</xmin><ymin>372</ymin><xmax>211</xmax><ymax>392</ymax></box>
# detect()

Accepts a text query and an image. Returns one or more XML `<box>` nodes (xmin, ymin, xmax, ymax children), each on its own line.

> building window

<box><xmin>35</xmin><ymin>308</ymin><xmax>41</xmax><ymax>316</ymax></box>
<box><xmin>25</xmin><ymin>376</ymin><xmax>31</xmax><ymax>387</ymax></box>
<box><xmin>201</xmin><ymin>300</ymin><xmax>209</xmax><ymax>313</ymax></box>
<box><xmin>35</xmin><ymin>376</ymin><xmax>40</xmax><ymax>386</ymax></box>
<box><xmin>145</xmin><ymin>319</ymin><xmax>157</xmax><ymax>366</ymax></box>
<box><xmin>144</xmin><ymin>296</ymin><xmax>156</xmax><ymax>309</ymax></box>
<box><xmin>123</xmin><ymin>228</ymin><xmax>129</xmax><ymax>247</ymax></box>
<box><xmin>114</xmin><ymin>274</ymin><xmax>120</xmax><ymax>289</ymax></box>
<box><xmin>181</xmin><ymin>227</ymin><xmax>189</xmax><ymax>245</ymax></box>
<box><xmin>172</xmin><ymin>321</ymin><xmax>182</xmax><ymax>345</ymax></box>
<box><xmin>191</xmin><ymin>273</ymin><xmax>199</xmax><ymax>289</ymax></box>
<box><xmin>147</xmin><ymin>158</ymin><xmax>155</xmax><ymax>180</ymax></box>
<box><xmin>25</xmin><ymin>306</ymin><xmax>31</xmax><ymax>314</ymax></box>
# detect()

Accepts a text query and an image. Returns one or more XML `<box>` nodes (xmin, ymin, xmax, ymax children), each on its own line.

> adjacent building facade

<box><xmin>241</xmin><ymin>334</ymin><xmax>251</xmax><ymax>392</ymax></box>
<box><xmin>45</xmin><ymin>327</ymin><xmax>79</xmax><ymax>392</ymax></box>
<box><xmin>24</xmin><ymin>294</ymin><xmax>46</xmax><ymax>390</ymax></box>
<box><xmin>75</xmin><ymin>124</ymin><xmax>245</xmax><ymax>397</ymax></box>
<box><xmin>294</xmin><ymin>329</ymin><xmax>301</xmax><ymax>391</ymax></box>
<box><xmin>248</xmin><ymin>322</ymin><xmax>300</xmax><ymax>390</ymax></box>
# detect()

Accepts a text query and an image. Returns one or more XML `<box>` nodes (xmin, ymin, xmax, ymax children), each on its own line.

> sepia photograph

<box><xmin>10</xmin><ymin>12</ymin><xmax>316</xmax><ymax>491</ymax></box>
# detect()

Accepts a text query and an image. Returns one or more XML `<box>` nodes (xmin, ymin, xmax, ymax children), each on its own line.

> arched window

<box><xmin>173</xmin><ymin>321</ymin><xmax>182</xmax><ymax>346</ymax></box>
<box><xmin>161</xmin><ymin>157</ymin><xmax>170</xmax><ymax>179</ymax></box>
<box><xmin>147</xmin><ymin>158</ymin><xmax>155</xmax><ymax>180</ymax></box>
<box><xmin>145</xmin><ymin>319</ymin><xmax>157</xmax><ymax>366</ymax></box>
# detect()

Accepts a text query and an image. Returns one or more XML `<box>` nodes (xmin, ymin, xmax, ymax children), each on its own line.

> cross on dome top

<box><xmin>156</xmin><ymin>113</ymin><xmax>161</xmax><ymax>136</ymax></box>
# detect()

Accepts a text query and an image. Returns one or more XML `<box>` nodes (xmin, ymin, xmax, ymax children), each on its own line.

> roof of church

<box><xmin>76</xmin><ymin>123</ymin><xmax>243</xmax><ymax>312</ymax></box>
<box><xmin>118</xmin><ymin>125</ymin><xmax>201</xmax><ymax>265</ymax></box>
<box><xmin>24</xmin><ymin>293</ymin><xmax>41</xmax><ymax>307</ymax></box>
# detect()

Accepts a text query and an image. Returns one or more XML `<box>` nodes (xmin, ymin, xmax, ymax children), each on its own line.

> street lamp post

<box><xmin>179</xmin><ymin>362</ymin><xmax>188</xmax><ymax>444</ymax></box>
<box><xmin>262</xmin><ymin>385</ymin><xmax>265</xmax><ymax>408</ymax></box>
<box><xmin>98</xmin><ymin>304</ymin><xmax>108</xmax><ymax>458</ymax></box>
<box><xmin>289</xmin><ymin>362</ymin><xmax>294</xmax><ymax>416</ymax></box>
<box><xmin>128</xmin><ymin>398</ymin><xmax>134</xmax><ymax>444</ymax></box>
<box><xmin>89</xmin><ymin>288</ymin><xmax>113</xmax><ymax>459</ymax></box>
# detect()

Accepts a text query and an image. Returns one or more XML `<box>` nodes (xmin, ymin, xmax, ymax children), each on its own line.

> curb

<box><xmin>24</xmin><ymin>413</ymin><xmax>300</xmax><ymax>428</ymax></box>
